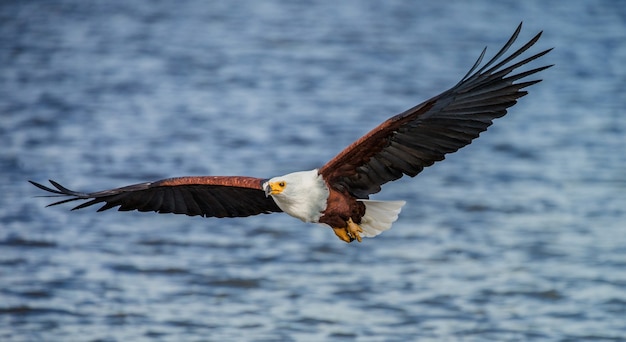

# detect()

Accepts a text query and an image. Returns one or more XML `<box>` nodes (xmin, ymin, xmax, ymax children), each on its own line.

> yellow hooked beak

<box><xmin>264</xmin><ymin>181</ymin><xmax>286</xmax><ymax>197</ymax></box>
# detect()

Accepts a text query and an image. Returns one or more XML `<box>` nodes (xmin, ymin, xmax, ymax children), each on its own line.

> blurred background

<box><xmin>1</xmin><ymin>1</ymin><xmax>625</xmax><ymax>341</ymax></box>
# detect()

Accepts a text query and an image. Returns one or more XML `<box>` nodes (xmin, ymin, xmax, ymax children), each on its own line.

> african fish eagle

<box><xmin>30</xmin><ymin>23</ymin><xmax>552</xmax><ymax>243</ymax></box>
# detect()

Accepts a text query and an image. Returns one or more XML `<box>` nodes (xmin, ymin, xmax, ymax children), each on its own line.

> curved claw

<box><xmin>332</xmin><ymin>219</ymin><xmax>363</xmax><ymax>243</ymax></box>
<box><xmin>347</xmin><ymin>218</ymin><xmax>363</xmax><ymax>243</ymax></box>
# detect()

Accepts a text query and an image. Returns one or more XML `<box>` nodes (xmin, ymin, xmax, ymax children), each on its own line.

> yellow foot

<box><xmin>332</xmin><ymin>227</ymin><xmax>354</xmax><ymax>243</ymax></box>
<box><xmin>347</xmin><ymin>218</ymin><xmax>363</xmax><ymax>243</ymax></box>
<box><xmin>332</xmin><ymin>219</ymin><xmax>364</xmax><ymax>243</ymax></box>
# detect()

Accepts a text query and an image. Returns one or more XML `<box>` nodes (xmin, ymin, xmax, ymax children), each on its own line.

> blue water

<box><xmin>2</xmin><ymin>1</ymin><xmax>625</xmax><ymax>341</ymax></box>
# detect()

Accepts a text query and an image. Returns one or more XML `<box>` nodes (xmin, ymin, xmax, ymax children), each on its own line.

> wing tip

<box><xmin>30</xmin><ymin>179</ymin><xmax>92</xmax><ymax>208</ymax></box>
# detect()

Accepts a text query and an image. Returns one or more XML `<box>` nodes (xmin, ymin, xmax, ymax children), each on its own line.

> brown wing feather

<box><xmin>319</xmin><ymin>23</ymin><xmax>553</xmax><ymax>198</ymax></box>
<box><xmin>29</xmin><ymin>176</ymin><xmax>282</xmax><ymax>218</ymax></box>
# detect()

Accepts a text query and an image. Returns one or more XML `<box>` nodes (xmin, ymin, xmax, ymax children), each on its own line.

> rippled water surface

<box><xmin>2</xmin><ymin>1</ymin><xmax>625</xmax><ymax>341</ymax></box>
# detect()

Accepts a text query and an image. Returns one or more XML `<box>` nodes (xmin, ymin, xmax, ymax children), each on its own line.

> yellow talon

<box><xmin>332</xmin><ymin>227</ymin><xmax>354</xmax><ymax>243</ymax></box>
<box><xmin>347</xmin><ymin>218</ymin><xmax>363</xmax><ymax>243</ymax></box>
<box><xmin>332</xmin><ymin>219</ymin><xmax>364</xmax><ymax>243</ymax></box>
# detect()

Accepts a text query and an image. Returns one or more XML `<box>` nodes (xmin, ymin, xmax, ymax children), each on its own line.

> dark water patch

<box><xmin>523</xmin><ymin>242</ymin><xmax>568</xmax><ymax>261</ymax></box>
<box><xmin>457</xmin><ymin>328</ymin><xmax>550</xmax><ymax>340</ymax></box>
<box><xmin>362</xmin><ymin>303</ymin><xmax>408</xmax><ymax>318</ymax></box>
<box><xmin>296</xmin><ymin>316</ymin><xmax>337</xmax><ymax>326</ymax></box>
<box><xmin>136</xmin><ymin>238</ymin><xmax>190</xmax><ymax>247</ymax></box>
<box><xmin>205</xmin><ymin>278</ymin><xmax>263</xmax><ymax>289</ymax></box>
<box><xmin>0</xmin><ymin>234</ymin><xmax>56</xmax><ymax>248</ymax></box>
<box><xmin>416</xmin><ymin>295</ymin><xmax>463</xmax><ymax>312</ymax></box>
<box><xmin>478</xmin><ymin>288</ymin><xmax>564</xmax><ymax>302</ymax></box>
<box><xmin>331</xmin><ymin>288</ymin><xmax>369</xmax><ymax>302</ymax></box>
<box><xmin>245</xmin><ymin>226</ymin><xmax>290</xmax><ymax>240</ymax></box>
<box><xmin>135</xmin><ymin>237</ymin><xmax>254</xmax><ymax>251</ymax></box>
<box><xmin>440</xmin><ymin>247</ymin><xmax>487</xmax><ymax>261</ymax></box>
<box><xmin>0</xmin><ymin>204</ymin><xmax>47</xmax><ymax>224</ymax></box>
<box><xmin>548</xmin><ymin>310</ymin><xmax>586</xmax><ymax>319</ymax></box>
<box><xmin>0</xmin><ymin>257</ymin><xmax>27</xmax><ymax>266</ymax></box>
<box><xmin>457</xmin><ymin>202</ymin><xmax>492</xmax><ymax>212</ymax></box>
<box><xmin>0</xmin><ymin>155</ymin><xmax>20</xmax><ymax>173</ymax></box>
<box><xmin>164</xmin><ymin>319</ymin><xmax>218</xmax><ymax>329</ymax></box>
<box><xmin>328</xmin><ymin>332</ymin><xmax>359</xmax><ymax>340</ymax></box>
<box><xmin>105</xmin><ymin>312</ymin><xmax>148</xmax><ymax>325</ymax></box>
<box><xmin>530</xmin><ymin>289</ymin><xmax>564</xmax><ymax>301</ymax></box>
<box><xmin>563</xmin><ymin>334</ymin><xmax>626</xmax><ymax>342</ymax></box>
<box><xmin>9</xmin><ymin>289</ymin><xmax>53</xmax><ymax>300</ymax></box>
<box><xmin>591</xmin><ymin>277</ymin><xmax>626</xmax><ymax>288</ymax></box>
<box><xmin>36</xmin><ymin>92</ymin><xmax>77</xmax><ymax>114</ymax></box>
<box><xmin>144</xmin><ymin>330</ymin><xmax>169</xmax><ymax>338</ymax></box>
<box><xmin>492</xmin><ymin>142</ymin><xmax>540</xmax><ymax>160</ymax></box>
<box><xmin>107</xmin><ymin>263</ymin><xmax>191</xmax><ymax>276</ymax></box>
<box><xmin>310</xmin><ymin>244</ymin><xmax>343</xmax><ymax>255</ymax></box>
<box><xmin>602</xmin><ymin>298</ymin><xmax>626</xmax><ymax>314</ymax></box>
<box><xmin>0</xmin><ymin>305</ymin><xmax>78</xmax><ymax>317</ymax></box>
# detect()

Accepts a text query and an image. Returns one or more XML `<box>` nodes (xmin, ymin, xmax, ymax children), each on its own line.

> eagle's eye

<box><xmin>278</xmin><ymin>181</ymin><xmax>286</xmax><ymax>187</ymax></box>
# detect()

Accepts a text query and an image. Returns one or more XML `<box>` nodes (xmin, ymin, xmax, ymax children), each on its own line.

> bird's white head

<box><xmin>262</xmin><ymin>169</ymin><xmax>329</xmax><ymax>223</ymax></box>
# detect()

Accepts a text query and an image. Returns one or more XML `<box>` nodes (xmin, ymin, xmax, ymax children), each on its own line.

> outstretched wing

<box><xmin>319</xmin><ymin>23</ymin><xmax>552</xmax><ymax>198</ymax></box>
<box><xmin>29</xmin><ymin>176</ymin><xmax>282</xmax><ymax>218</ymax></box>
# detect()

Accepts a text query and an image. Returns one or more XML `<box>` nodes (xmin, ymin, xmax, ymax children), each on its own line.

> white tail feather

<box><xmin>358</xmin><ymin>200</ymin><xmax>406</xmax><ymax>238</ymax></box>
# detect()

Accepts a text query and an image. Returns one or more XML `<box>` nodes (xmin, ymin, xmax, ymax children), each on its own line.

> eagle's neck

<box><xmin>270</xmin><ymin>169</ymin><xmax>329</xmax><ymax>223</ymax></box>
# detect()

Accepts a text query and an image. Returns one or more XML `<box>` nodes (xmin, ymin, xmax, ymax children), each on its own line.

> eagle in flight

<box><xmin>31</xmin><ymin>23</ymin><xmax>552</xmax><ymax>243</ymax></box>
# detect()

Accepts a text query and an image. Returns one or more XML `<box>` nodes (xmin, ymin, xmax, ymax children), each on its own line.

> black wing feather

<box><xmin>29</xmin><ymin>177</ymin><xmax>282</xmax><ymax>218</ymax></box>
<box><xmin>320</xmin><ymin>23</ymin><xmax>553</xmax><ymax>198</ymax></box>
